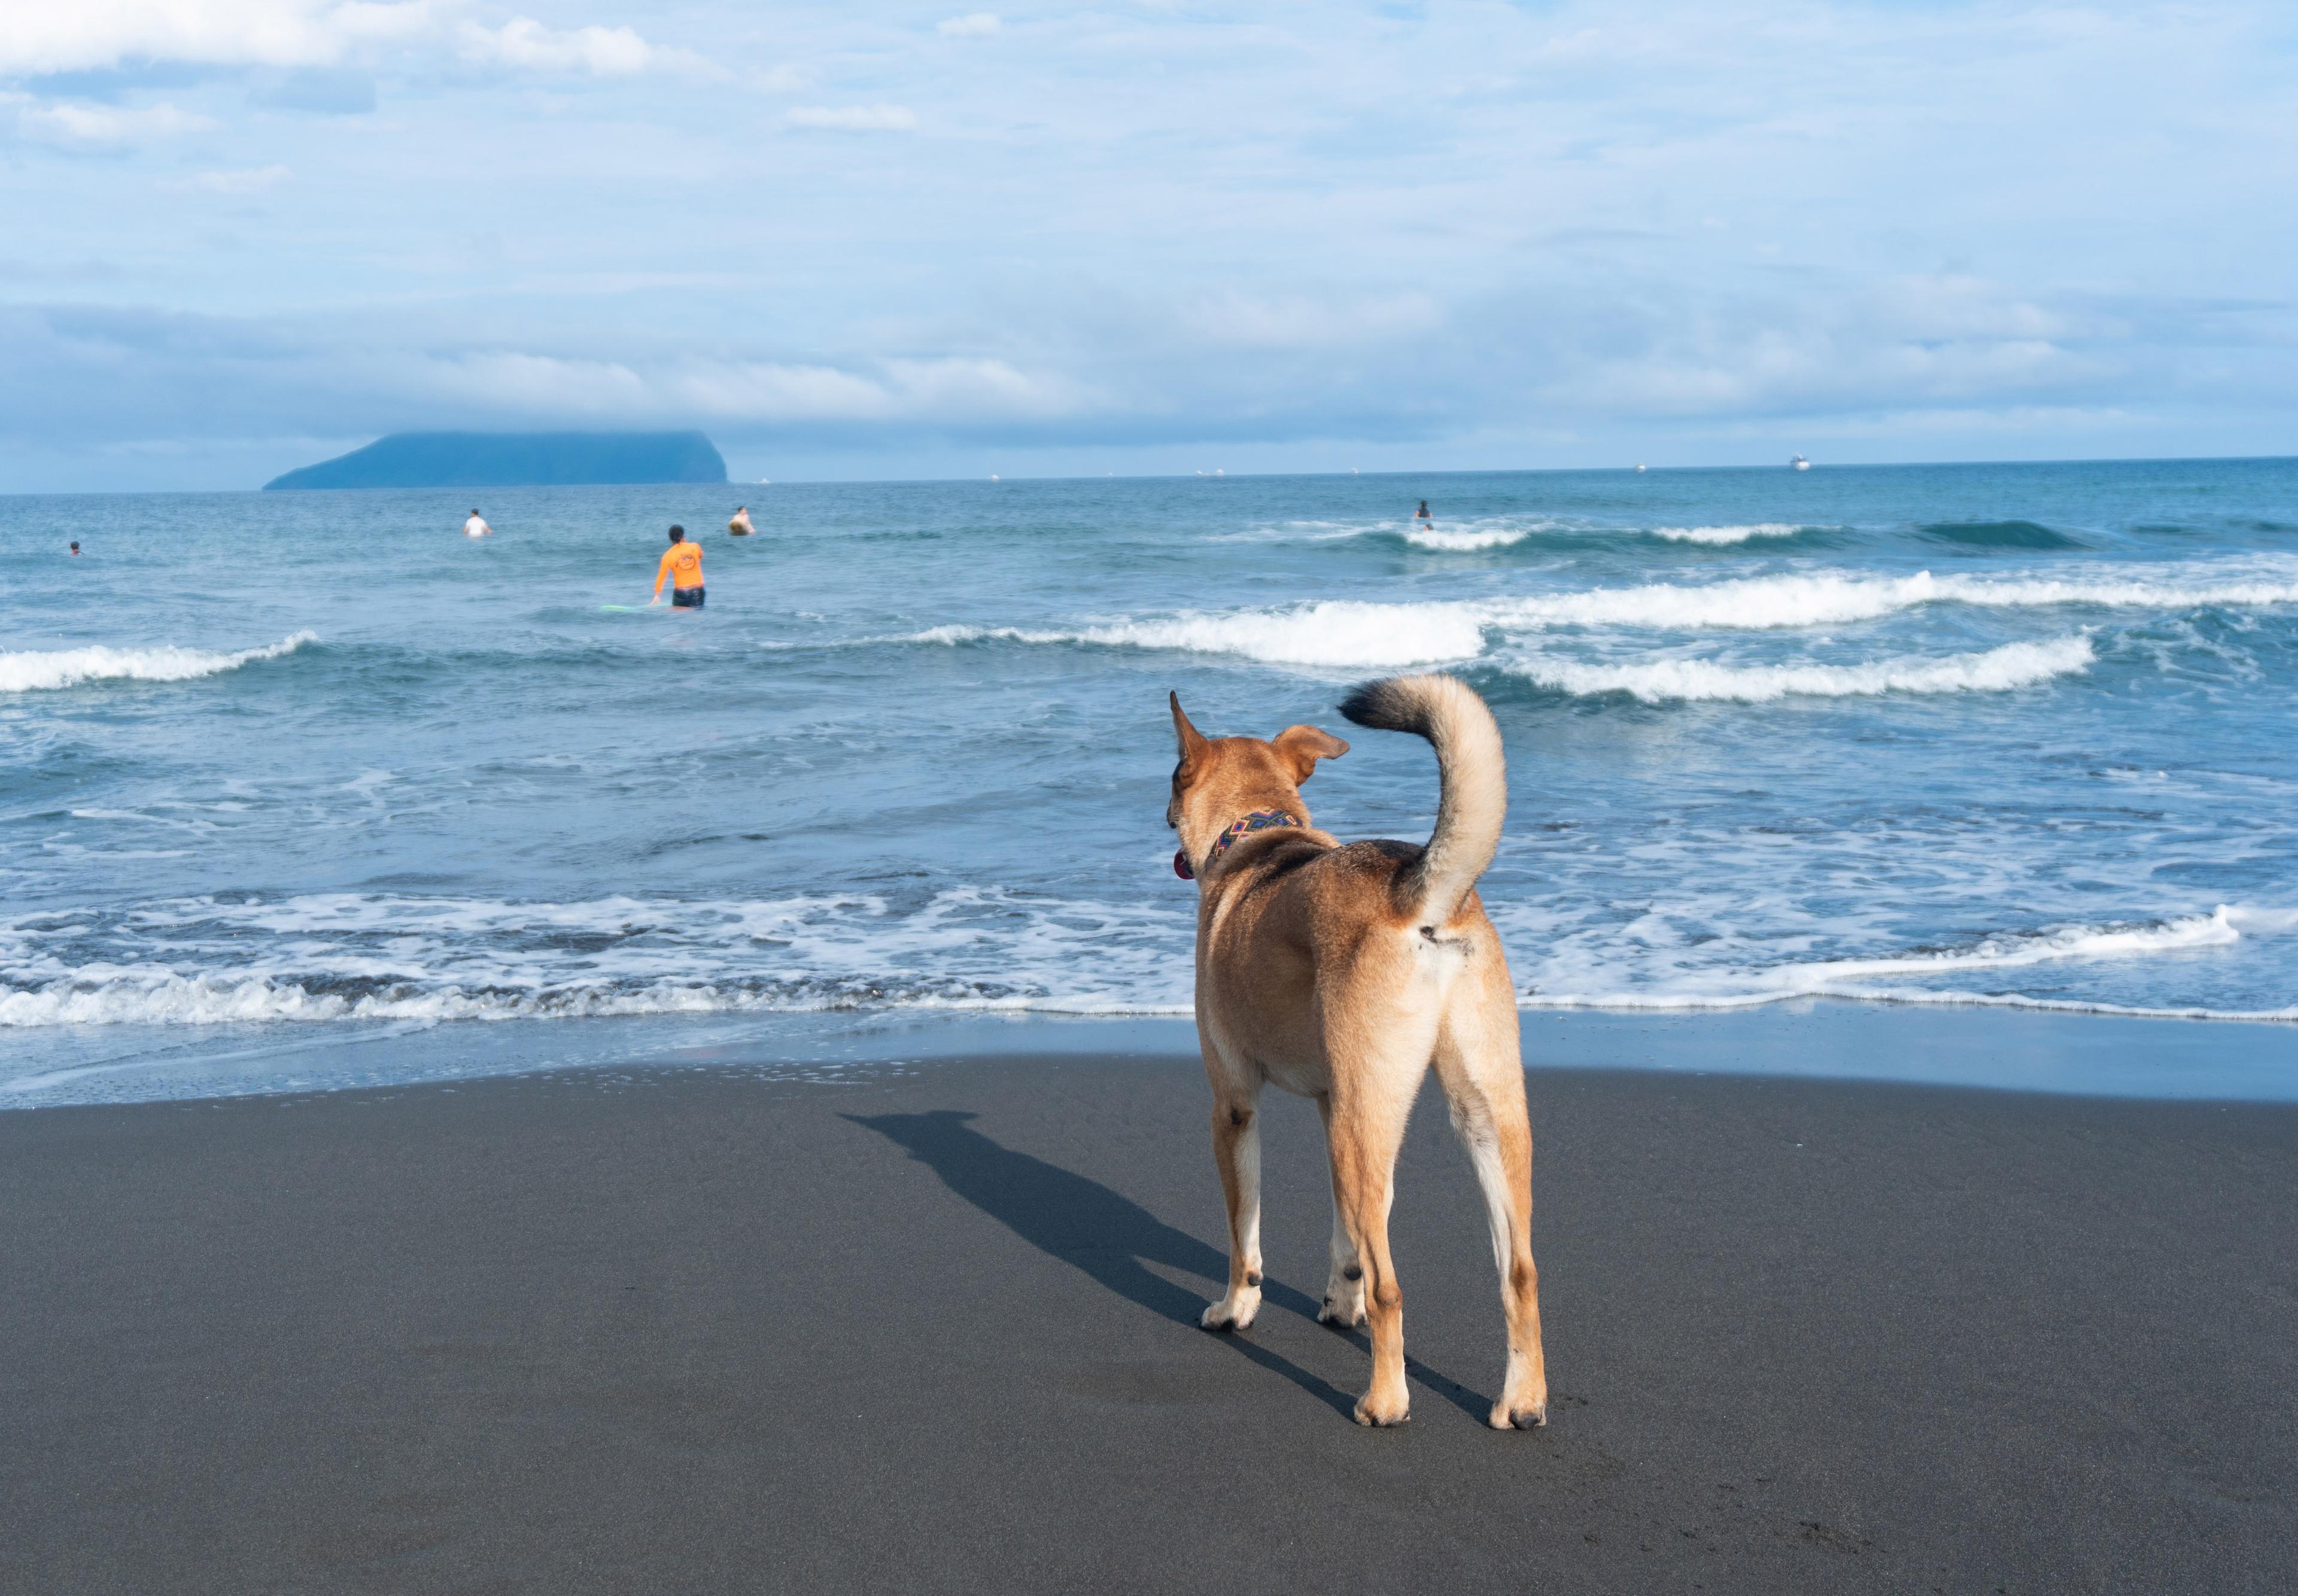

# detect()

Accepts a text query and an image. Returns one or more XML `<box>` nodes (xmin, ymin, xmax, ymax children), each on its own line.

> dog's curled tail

<box><xmin>1337</xmin><ymin>673</ymin><xmax>1507</xmax><ymax>930</ymax></box>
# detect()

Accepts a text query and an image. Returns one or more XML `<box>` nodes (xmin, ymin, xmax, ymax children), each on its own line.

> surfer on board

<box><xmin>651</xmin><ymin>525</ymin><xmax>706</xmax><ymax>610</ymax></box>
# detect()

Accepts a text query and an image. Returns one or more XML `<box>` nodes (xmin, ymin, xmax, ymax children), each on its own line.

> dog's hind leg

<box><xmin>1314</xmin><ymin>1093</ymin><xmax>1366</xmax><ymax>1329</ymax></box>
<box><xmin>1199</xmin><ymin>1060</ymin><xmax>1265</xmax><ymax>1332</ymax></box>
<box><xmin>1433</xmin><ymin>982</ymin><xmax>1548</xmax><ymax>1430</ymax></box>
<box><xmin>1326</xmin><ymin>1045</ymin><xmax>1427</xmax><ymax>1427</ymax></box>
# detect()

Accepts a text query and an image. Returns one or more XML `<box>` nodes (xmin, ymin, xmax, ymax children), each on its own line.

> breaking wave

<box><xmin>1397</xmin><ymin>519</ymin><xmax>1819</xmax><ymax>551</ymax></box>
<box><xmin>1647</xmin><ymin>523</ymin><xmax>1808</xmax><ymax>545</ymax></box>
<box><xmin>8</xmin><ymin>893</ymin><xmax>2285</xmax><ymax>1035</ymax></box>
<box><xmin>1399</xmin><ymin>523</ymin><xmax>1541</xmax><ymax>551</ymax></box>
<box><xmin>1521</xmin><ymin>907</ymin><xmax>2296</xmax><ymax>1019</ymax></box>
<box><xmin>1479</xmin><ymin>567</ymin><xmax>2298</xmax><ymax>632</ymax></box>
<box><xmin>1500</xmin><ymin>635</ymin><xmax>2095</xmax><ymax>703</ymax></box>
<box><xmin>0</xmin><ymin>632</ymin><xmax>318</xmax><ymax>694</ymax></box>
<box><xmin>0</xmin><ymin>972</ymin><xmax>1176</xmax><ymax>1029</ymax></box>
<box><xmin>898</xmin><ymin>563</ymin><xmax>2298</xmax><ymax>670</ymax></box>
<box><xmin>0</xmin><ymin>889</ymin><xmax>1197</xmax><ymax>1031</ymax></box>
<box><xmin>901</xmin><ymin>603</ymin><xmax>1485</xmax><ymax>668</ymax></box>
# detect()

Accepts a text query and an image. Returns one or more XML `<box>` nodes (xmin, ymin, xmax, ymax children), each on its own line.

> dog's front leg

<box><xmin>1200</xmin><ymin>1093</ymin><xmax>1264</xmax><ymax>1331</ymax></box>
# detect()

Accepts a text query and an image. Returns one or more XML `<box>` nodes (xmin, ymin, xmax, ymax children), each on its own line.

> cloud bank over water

<box><xmin>3</xmin><ymin>1</ymin><xmax>2296</xmax><ymax>488</ymax></box>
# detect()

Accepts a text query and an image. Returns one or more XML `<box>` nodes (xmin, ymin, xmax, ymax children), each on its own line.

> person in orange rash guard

<box><xmin>651</xmin><ymin>525</ymin><xmax>705</xmax><ymax>609</ymax></box>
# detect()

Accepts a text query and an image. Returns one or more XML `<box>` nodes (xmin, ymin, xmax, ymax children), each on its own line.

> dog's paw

<box><xmin>1200</xmin><ymin>1294</ymin><xmax>1259</xmax><ymax>1332</ymax></box>
<box><xmin>1317</xmin><ymin>1296</ymin><xmax>1367</xmax><ymax>1330</ymax></box>
<box><xmin>1490</xmin><ymin>1402</ymin><xmax>1548</xmax><ymax>1431</ymax></box>
<box><xmin>1353</xmin><ymin>1393</ymin><xmax>1411</xmax><ymax>1428</ymax></box>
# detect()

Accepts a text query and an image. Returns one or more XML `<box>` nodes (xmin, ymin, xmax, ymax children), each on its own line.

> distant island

<box><xmin>263</xmin><ymin>431</ymin><xmax>728</xmax><ymax>491</ymax></box>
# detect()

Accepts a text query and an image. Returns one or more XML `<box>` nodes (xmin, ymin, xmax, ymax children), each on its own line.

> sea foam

<box><xmin>1485</xmin><ymin>567</ymin><xmax>2298</xmax><ymax>632</ymax></box>
<box><xmin>1501</xmin><ymin>635</ymin><xmax>2095</xmax><ymax>703</ymax></box>
<box><xmin>1776</xmin><ymin>906</ymin><xmax>2244</xmax><ymax>984</ymax></box>
<box><xmin>1399</xmin><ymin>523</ymin><xmax>1540</xmax><ymax>551</ymax></box>
<box><xmin>1386</xmin><ymin>519</ymin><xmax>1815</xmax><ymax>551</ymax></box>
<box><xmin>1646</xmin><ymin>523</ymin><xmax>1807</xmax><ymax>545</ymax></box>
<box><xmin>1519</xmin><ymin>907</ymin><xmax>2287</xmax><ymax>1017</ymax></box>
<box><xmin>0</xmin><ymin>887</ymin><xmax>1199</xmax><ymax>1032</ymax></box>
<box><xmin>1396</xmin><ymin>518</ymin><xmax>1816</xmax><ymax>551</ymax></box>
<box><xmin>901</xmin><ymin>563</ymin><xmax>2298</xmax><ymax>673</ymax></box>
<box><xmin>904</xmin><ymin>602</ymin><xmax>1485</xmax><ymax>668</ymax></box>
<box><xmin>0</xmin><ymin>632</ymin><xmax>318</xmax><ymax>694</ymax></box>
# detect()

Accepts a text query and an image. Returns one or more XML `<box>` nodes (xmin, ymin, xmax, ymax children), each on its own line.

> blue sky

<box><xmin>2</xmin><ymin>1</ymin><xmax>2293</xmax><ymax>490</ymax></box>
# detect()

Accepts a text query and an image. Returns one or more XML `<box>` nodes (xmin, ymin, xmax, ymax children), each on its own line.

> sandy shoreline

<box><xmin>5</xmin><ymin>1051</ymin><xmax>2295</xmax><ymax>1592</ymax></box>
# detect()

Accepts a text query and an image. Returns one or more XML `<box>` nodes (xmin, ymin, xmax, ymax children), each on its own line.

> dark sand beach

<box><xmin>5</xmin><ymin>1047</ymin><xmax>2295</xmax><ymax>1594</ymax></box>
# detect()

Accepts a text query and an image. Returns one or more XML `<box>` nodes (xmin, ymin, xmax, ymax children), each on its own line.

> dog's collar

<box><xmin>1175</xmin><ymin>810</ymin><xmax>1299</xmax><ymax>880</ymax></box>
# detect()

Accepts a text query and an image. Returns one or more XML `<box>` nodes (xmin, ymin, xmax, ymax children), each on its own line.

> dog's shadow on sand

<box><xmin>844</xmin><ymin>1109</ymin><xmax>1488</xmax><ymax>1424</ymax></box>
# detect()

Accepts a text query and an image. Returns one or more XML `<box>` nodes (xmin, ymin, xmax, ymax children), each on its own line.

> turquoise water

<box><xmin>4</xmin><ymin>460</ymin><xmax>2295</xmax><ymax>1104</ymax></box>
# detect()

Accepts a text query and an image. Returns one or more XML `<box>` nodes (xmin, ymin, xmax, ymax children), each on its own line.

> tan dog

<box><xmin>1166</xmin><ymin>673</ymin><xmax>1546</xmax><ymax>1429</ymax></box>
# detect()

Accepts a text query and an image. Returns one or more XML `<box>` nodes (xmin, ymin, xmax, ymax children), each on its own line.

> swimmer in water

<box><xmin>69</xmin><ymin>541</ymin><xmax>80</xmax><ymax>556</ymax></box>
<box><xmin>1416</xmin><ymin>500</ymin><xmax>1431</xmax><ymax>521</ymax></box>
<box><xmin>651</xmin><ymin>524</ymin><xmax>706</xmax><ymax>609</ymax></box>
<box><xmin>728</xmin><ymin>506</ymin><xmax>755</xmax><ymax>537</ymax></box>
<box><xmin>463</xmin><ymin>509</ymin><xmax>492</xmax><ymax>539</ymax></box>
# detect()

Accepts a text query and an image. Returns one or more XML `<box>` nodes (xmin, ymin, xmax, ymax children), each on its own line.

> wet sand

<box><xmin>4</xmin><ymin>1053</ymin><xmax>2294</xmax><ymax>1592</ymax></box>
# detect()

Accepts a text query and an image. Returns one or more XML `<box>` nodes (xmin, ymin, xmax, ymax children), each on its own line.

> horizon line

<box><xmin>2</xmin><ymin>450</ymin><xmax>2293</xmax><ymax>500</ymax></box>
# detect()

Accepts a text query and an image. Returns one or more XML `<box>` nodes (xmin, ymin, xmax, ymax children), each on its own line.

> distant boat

<box><xmin>1791</xmin><ymin>454</ymin><xmax>1811</xmax><ymax>471</ymax></box>
<box><xmin>1634</xmin><ymin>462</ymin><xmax>1647</xmax><ymax>473</ymax></box>
<box><xmin>989</xmin><ymin>473</ymin><xmax>1000</xmax><ymax>482</ymax></box>
<box><xmin>1214</xmin><ymin>467</ymin><xmax>1225</xmax><ymax>478</ymax></box>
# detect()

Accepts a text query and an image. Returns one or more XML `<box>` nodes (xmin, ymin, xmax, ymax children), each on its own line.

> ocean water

<box><xmin>4</xmin><ymin>459</ymin><xmax>2295</xmax><ymax>1105</ymax></box>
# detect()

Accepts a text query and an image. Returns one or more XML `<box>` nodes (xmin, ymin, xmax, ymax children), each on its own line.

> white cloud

<box><xmin>461</xmin><ymin>17</ymin><xmax>651</xmax><ymax>75</ymax></box>
<box><xmin>937</xmin><ymin>13</ymin><xmax>1001</xmax><ymax>39</ymax></box>
<box><xmin>176</xmin><ymin>164</ymin><xmax>294</xmax><ymax>194</ymax></box>
<box><xmin>13</xmin><ymin>99</ymin><xmax>217</xmax><ymax>148</ymax></box>
<box><xmin>0</xmin><ymin>1</ymin><xmax>434</xmax><ymax>75</ymax></box>
<box><xmin>1540</xmin><ymin>276</ymin><xmax>2114</xmax><ymax>421</ymax></box>
<box><xmin>0</xmin><ymin>1</ymin><xmax>666</xmax><ymax>80</ymax></box>
<box><xmin>874</xmin><ymin>357</ymin><xmax>1096</xmax><ymax>419</ymax></box>
<box><xmin>1180</xmin><ymin>289</ymin><xmax>1445</xmax><ymax>351</ymax></box>
<box><xmin>418</xmin><ymin>350</ymin><xmax>1097</xmax><ymax>422</ymax></box>
<box><xmin>783</xmin><ymin>103</ymin><xmax>917</xmax><ymax>132</ymax></box>
<box><xmin>1871</xmin><ymin>275</ymin><xmax>2081</xmax><ymax>342</ymax></box>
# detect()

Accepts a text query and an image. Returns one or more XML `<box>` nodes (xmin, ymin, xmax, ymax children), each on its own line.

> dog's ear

<box><xmin>1273</xmin><ymin>724</ymin><xmax>1349</xmax><ymax>784</ymax></box>
<box><xmin>1171</xmin><ymin>692</ymin><xmax>1210</xmax><ymax>767</ymax></box>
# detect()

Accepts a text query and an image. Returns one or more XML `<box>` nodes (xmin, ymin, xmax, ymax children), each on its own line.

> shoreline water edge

<box><xmin>4</xmin><ymin>1001</ymin><xmax>2293</xmax><ymax>1110</ymax></box>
